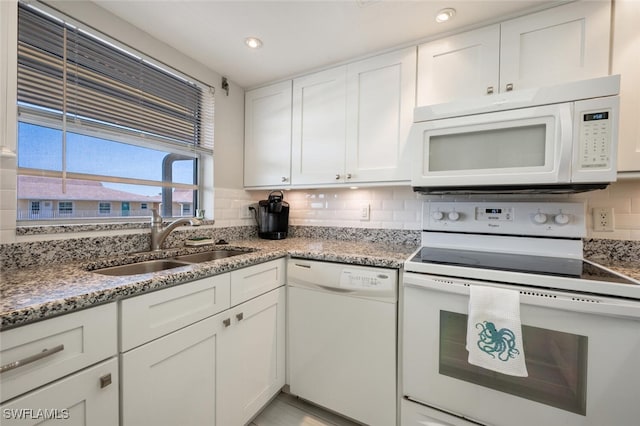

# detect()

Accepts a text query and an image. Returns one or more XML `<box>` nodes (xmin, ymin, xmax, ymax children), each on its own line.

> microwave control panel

<box><xmin>573</xmin><ymin>95</ymin><xmax>619</xmax><ymax>181</ymax></box>
<box><xmin>578</xmin><ymin>110</ymin><xmax>612</xmax><ymax>169</ymax></box>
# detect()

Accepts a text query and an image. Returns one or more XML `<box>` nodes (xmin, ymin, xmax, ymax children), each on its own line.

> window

<box><xmin>99</xmin><ymin>202</ymin><xmax>111</xmax><ymax>215</ymax></box>
<box><xmin>30</xmin><ymin>201</ymin><xmax>40</xmax><ymax>214</ymax></box>
<box><xmin>58</xmin><ymin>201</ymin><xmax>73</xmax><ymax>215</ymax></box>
<box><xmin>16</xmin><ymin>3</ymin><xmax>214</xmax><ymax>222</ymax></box>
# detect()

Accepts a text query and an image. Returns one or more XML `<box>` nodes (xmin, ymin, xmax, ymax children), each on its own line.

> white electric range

<box><xmin>402</xmin><ymin>201</ymin><xmax>640</xmax><ymax>426</ymax></box>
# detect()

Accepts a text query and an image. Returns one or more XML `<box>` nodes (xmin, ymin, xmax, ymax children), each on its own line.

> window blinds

<box><xmin>17</xmin><ymin>3</ymin><xmax>214</xmax><ymax>151</ymax></box>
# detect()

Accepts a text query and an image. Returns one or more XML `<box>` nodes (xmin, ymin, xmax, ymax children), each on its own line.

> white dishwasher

<box><xmin>288</xmin><ymin>259</ymin><xmax>397</xmax><ymax>426</ymax></box>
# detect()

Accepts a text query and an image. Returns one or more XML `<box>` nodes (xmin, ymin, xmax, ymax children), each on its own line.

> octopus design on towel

<box><xmin>476</xmin><ymin>321</ymin><xmax>520</xmax><ymax>361</ymax></box>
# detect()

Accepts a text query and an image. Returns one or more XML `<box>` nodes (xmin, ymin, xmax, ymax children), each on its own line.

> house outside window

<box><xmin>99</xmin><ymin>202</ymin><xmax>111</xmax><ymax>215</ymax></box>
<box><xmin>58</xmin><ymin>202</ymin><xmax>73</xmax><ymax>215</ymax></box>
<box><xmin>30</xmin><ymin>201</ymin><xmax>40</xmax><ymax>215</ymax></box>
<box><xmin>16</xmin><ymin>3</ymin><xmax>214</xmax><ymax>223</ymax></box>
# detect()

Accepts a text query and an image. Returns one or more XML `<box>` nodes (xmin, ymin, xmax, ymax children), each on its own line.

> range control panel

<box><xmin>424</xmin><ymin>201</ymin><xmax>586</xmax><ymax>238</ymax></box>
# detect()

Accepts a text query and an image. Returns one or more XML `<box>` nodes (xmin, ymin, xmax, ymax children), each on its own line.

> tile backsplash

<box><xmin>232</xmin><ymin>180</ymin><xmax>640</xmax><ymax>241</ymax></box>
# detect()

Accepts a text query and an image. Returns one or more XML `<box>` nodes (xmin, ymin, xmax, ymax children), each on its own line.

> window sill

<box><xmin>16</xmin><ymin>219</ymin><xmax>215</xmax><ymax>236</ymax></box>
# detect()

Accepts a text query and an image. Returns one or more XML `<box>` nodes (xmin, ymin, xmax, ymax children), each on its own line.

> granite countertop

<box><xmin>0</xmin><ymin>238</ymin><xmax>418</xmax><ymax>330</ymax></box>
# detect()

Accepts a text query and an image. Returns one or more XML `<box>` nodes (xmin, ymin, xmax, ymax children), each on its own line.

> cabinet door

<box><xmin>217</xmin><ymin>287</ymin><xmax>286</xmax><ymax>426</ymax></box>
<box><xmin>500</xmin><ymin>0</ymin><xmax>611</xmax><ymax>93</ymax></box>
<box><xmin>121</xmin><ymin>312</ymin><xmax>225</xmax><ymax>426</ymax></box>
<box><xmin>0</xmin><ymin>358</ymin><xmax>118</xmax><ymax>426</ymax></box>
<box><xmin>417</xmin><ymin>25</ymin><xmax>500</xmax><ymax>106</ymax></box>
<box><xmin>244</xmin><ymin>81</ymin><xmax>292</xmax><ymax>187</ymax></box>
<box><xmin>346</xmin><ymin>47</ymin><xmax>417</xmax><ymax>183</ymax></box>
<box><xmin>612</xmin><ymin>0</ymin><xmax>640</xmax><ymax>172</ymax></box>
<box><xmin>292</xmin><ymin>66</ymin><xmax>347</xmax><ymax>185</ymax></box>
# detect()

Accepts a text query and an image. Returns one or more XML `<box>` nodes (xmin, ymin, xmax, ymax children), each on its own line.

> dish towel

<box><xmin>466</xmin><ymin>285</ymin><xmax>528</xmax><ymax>377</ymax></box>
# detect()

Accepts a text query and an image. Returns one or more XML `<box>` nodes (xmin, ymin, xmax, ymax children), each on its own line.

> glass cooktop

<box><xmin>410</xmin><ymin>247</ymin><xmax>637</xmax><ymax>285</ymax></box>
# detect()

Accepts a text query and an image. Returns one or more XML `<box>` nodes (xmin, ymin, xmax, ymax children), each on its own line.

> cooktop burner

<box><xmin>410</xmin><ymin>247</ymin><xmax>636</xmax><ymax>285</ymax></box>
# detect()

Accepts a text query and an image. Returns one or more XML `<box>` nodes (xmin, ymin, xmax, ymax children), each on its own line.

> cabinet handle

<box><xmin>0</xmin><ymin>344</ymin><xmax>65</xmax><ymax>374</ymax></box>
<box><xmin>100</xmin><ymin>373</ymin><xmax>112</xmax><ymax>389</ymax></box>
<box><xmin>281</xmin><ymin>176</ymin><xmax>288</xmax><ymax>183</ymax></box>
<box><xmin>346</xmin><ymin>173</ymin><xmax>352</xmax><ymax>180</ymax></box>
<box><xmin>236</xmin><ymin>312</ymin><xmax>244</xmax><ymax>321</ymax></box>
<box><xmin>223</xmin><ymin>318</ymin><xmax>231</xmax><ymax>327</ymax></box>
<box><xmin>335</xmin><ymin>174</ymin><xmax>341</xmax><ymax>180</ymax></box>
<box><xmin>506</xmin><ymin>83</ymin><xmax>514</xmax><ymax>91</ymax></box>
<box><xmin>486</xmin><ymin>86</ymin><xmax>494</xmax><ymax>95</ymax></box>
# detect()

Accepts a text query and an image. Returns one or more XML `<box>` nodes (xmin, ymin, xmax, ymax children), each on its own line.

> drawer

<box><xmin>120</xmin><ymin>274</ymin><xmax>231</xmax><ymax>352</ymax></box>
<box><xmin>230</xmin><ymin>258</ymin><xmax>286</xmax><ymax>306</ymax></box>
<box><xmin>0</xmin><ymin>358</ymin><xmax>118</xmax><ymax>426</ymax></box>
<box><xmin>0</xmin><ymin>303</ymin><xmax>117</xmax><ymax>403</ymax></box>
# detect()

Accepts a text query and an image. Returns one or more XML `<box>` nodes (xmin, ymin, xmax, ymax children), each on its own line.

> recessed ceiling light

<box><xmin>435</xmin><ymin>8</ymin><xmax>456</xmax><ymax>23</ymax></box>
<box><xmin>244</xmin><ymin>37</ymin><xmax>263</xmax><ymax>49</ymax></box>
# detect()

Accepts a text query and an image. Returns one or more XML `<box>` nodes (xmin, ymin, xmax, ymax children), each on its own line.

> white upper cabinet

<box><xmin>417</xmin><ymin>1</ymin><xmax>611</xmax><ymax>106</ymax></box>
<box><xmin>291</xmin><ymin>47</ymin><xmax>417</xmax><ymax>186</ymax></box>
<box><xmin>346</xmin><ymin>47</ymin><xmax>417</xmax><ymax>183</ymax></box>
<box><xmin>418</xmin><ymin>25</ymin><xmax>500</xmax><ymax>106</ymax></box>
<box><xmin>244</xmin><ymin>81</ymin><xmax>293</xmax><ymax>187</ymax></box>
<box><xmin>612</xmin><ymin>0</ymin><xmax>640</xmax><ymax>172</ymax></box>
<box><xmin>500</xmin><ymin>0</ymin><xmax>611</xmax><ymax>93</ymax></box>
<box><xmin>291</xmin><ymin>66</ymin><xmax>348</xmax><ymax>185</ymax></box>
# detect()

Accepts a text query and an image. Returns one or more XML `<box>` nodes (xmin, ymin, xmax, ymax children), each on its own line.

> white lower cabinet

<box><xmin>120</xmin><ymin>259</ymin><xmax>286</xmax><ymax>426</ymax></box>
<box><xmin>217</xmin><ymin>286</ymin><xmax>286</xmax><ymax>426</ymax></box>
<box><xmin>121</xmin><ymin>312</ymin><xmax>224</xmax><ymax>426</ymax></box>
<box><xmin>0</xmin><ymin>358</ymin><xmax>119</xmax><ymax>426</ymax></box>
<box><xmin>0</xmin><ymin>303</ymin><xmax>118</xmax><ymax>425</ymax></box>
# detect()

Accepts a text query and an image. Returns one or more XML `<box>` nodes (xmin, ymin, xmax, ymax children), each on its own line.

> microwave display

<box><xmin>584</xmin><ymin>112</ymin><xmax>609</xmax><ymax>121</ymax></box>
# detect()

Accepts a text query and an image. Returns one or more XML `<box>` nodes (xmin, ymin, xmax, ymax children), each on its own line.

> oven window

<box><xmin>428</xmin><ymin>125</ymin><xmax>546</xmax><ymax>171</ymax></box>
<box><xmin>439</xmin><ymin>311</ymin><xmax>588</xmax><ymax>415</ymax></box>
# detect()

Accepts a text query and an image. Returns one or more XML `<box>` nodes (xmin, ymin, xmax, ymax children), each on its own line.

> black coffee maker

<box><xmin>249</xmin><ymin>191</ymin><xmax>289</xmax><ymax>240</ymax></box>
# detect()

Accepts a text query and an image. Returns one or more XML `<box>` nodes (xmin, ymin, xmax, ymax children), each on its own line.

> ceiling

<box><xmin>91</xmin><ymin>0</ymin><xmax>561</xmax><ymax>89</ymax></box>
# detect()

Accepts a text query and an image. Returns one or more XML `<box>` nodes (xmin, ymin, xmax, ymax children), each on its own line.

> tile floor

<box><xmin>250</xmin><ymin>392</ymin><xmax>362</xmax><ymax>426</ymax></box>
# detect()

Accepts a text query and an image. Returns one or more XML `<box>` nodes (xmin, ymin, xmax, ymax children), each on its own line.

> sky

<box><xmin>18</xmin><ymin>122</ymin><xmax>195</xmax><ymax>196</ymax></box>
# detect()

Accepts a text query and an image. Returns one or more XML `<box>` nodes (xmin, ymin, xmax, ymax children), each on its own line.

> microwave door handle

<box><xmin>556</xmin><ymin>104</ymin><xmax>573</xmax><ymax>181</ymax></box>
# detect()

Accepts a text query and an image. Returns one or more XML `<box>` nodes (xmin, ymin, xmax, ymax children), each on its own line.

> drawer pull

<box><xmin>223</xmin><ymin>318</ymin><xmax>231</xmax><ymax>327</ymax></box>
<box><xmin>0</xmin><ymin>344</ymin><xmax>65</xmax><ymax>374</ymax></box>
<box><xmin>294</xmin><ymin>263</ymin><xmax>311</xmax><ymax>269</ymax></box>
<box><xmin>236</xmin><ymin>312</ymin><xmax>244</xmax><ymax>321</ymax></box>
<box><xmin>100</xmin><ymin>373</ymin><xmax>112</xmax><ymax>388</ymax></box>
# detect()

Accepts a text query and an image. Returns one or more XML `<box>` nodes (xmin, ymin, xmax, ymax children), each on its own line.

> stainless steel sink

<box><xmin>93</xmin><ymin>259</ymin><xmax>192</xmax><ymax>276</ymax></box>
<box><xmin>174</xmin><ymin>249</ymin><xmax>248</xmax><ymax>263</ymax></box>
<box><xmin>92</xmin><ymin>249</ymin><xmax>250</xmax><ymax>276</ymax></box>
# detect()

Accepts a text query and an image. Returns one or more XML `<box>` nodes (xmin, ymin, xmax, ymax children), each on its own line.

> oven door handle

<box><xmin>403</xmin><ymin>272</ymin><xmax>640</xmax><ymax>319</ymax></box>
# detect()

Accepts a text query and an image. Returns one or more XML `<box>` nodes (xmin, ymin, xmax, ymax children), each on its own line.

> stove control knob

<box><xmin>533</xmin><ymin>213</ymin><xmax>548</xmax><ymax>224</ymax></box>
<box><xmin>554</xmin><ymin>213</ymin><xmax>570</xmax><ymax>225</ymax></box>
<box><xmin>448</xmin><ymin>211</ymin><xmax>460</xmax><ymax>221</ymax></box>
<box><xmin>432</xmin><ymin>211</ymin><xmax>444</xmax><ymax>221</ymax></box>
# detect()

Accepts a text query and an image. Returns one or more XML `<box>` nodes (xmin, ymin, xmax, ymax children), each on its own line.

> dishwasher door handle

<box><xmin>315</xmin><ymin>284</ymin><xmax>356</xmax><ymax>294</ymax></box>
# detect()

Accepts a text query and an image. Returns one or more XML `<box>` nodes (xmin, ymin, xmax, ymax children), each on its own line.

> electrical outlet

<box><xmin>592</xmin><ymin>207</ymin><xmax>614</xmax><ymax>232</ymax></box>
<box><xmin>360</xmin><ymin>203</ymin><xmax>370</xmax><ymax>221</ymax></box>
<box><xmin>240</xmin><ymin>205</ymin><xmax>253</xmax><ymax>219</ymax></box>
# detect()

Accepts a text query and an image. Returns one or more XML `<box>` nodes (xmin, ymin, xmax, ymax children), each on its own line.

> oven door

<box><xmin>410</xmin><ymin>103</ymin><xmax>572</xmax><ymax>190</ymax></box>
<box><xmin>402</xmin><ymin>272</ymin><xmax>640</xmax><ymax>426</ymax></box>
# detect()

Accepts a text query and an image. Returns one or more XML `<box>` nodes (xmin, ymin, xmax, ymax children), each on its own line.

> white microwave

<box><xmin>410</xmin><ymin>75</ymin><xmax>620</xmax><ymax>194</ymax></box>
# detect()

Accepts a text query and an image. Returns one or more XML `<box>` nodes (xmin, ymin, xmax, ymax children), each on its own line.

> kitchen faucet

<box><xmin>150</xmin><ymin>208</ymin><xmax>202</xmax><ymax>251</ymax></box>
